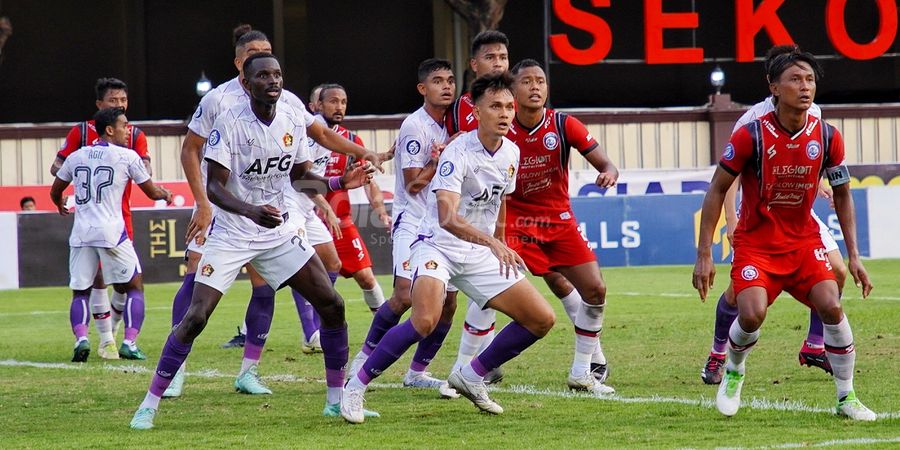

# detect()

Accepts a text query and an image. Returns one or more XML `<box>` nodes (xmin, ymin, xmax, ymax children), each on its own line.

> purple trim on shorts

<box><xmin>391</xmin><ymin>212</ymin><xmax>404</xmax><ymax>234</ymax></box>
<box><xmin>117</xmin><ymin>229</ymin><xmax>128</xmax><ymax>245</ymax></box>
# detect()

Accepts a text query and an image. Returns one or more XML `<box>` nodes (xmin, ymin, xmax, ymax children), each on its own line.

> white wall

<box><xmin>0</xmin><ymin>212</ymin><xmax>19</xmax><ymax>289</ymax></box>
<box><xmin>867</xmin><ymin>185</ymin><xmax>900</xmax><ymax>259</ymax></box>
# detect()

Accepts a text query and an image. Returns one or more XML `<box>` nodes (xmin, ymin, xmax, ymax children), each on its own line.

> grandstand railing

<box><xmin>1</xmin><ymin>104</ymin><xmax>899</xmax><ymax>186</ymax></box>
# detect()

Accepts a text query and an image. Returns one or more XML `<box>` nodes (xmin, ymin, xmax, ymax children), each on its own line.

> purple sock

<box><xmin>807</xmin><ymin>310</ymin><xmax>825</xmax><ymax>347</ymax></box>
<box><xmin>70</xmin><ymin>292</ymin><xmax>90</xmax><ymax>339</ymax></box>
<box><xmin>411</xmin><ymin>320</ymin><xmax>452</xmax><ymax>372</ymax></box>
<box><xmin>123</xmin><ymin>289</ymin><xmax>145</xmax><ymax>342</ymax></box>
<box><xmin>149</xmin><ymin>333</ymin><xmax>193</xmax><ymax>397</ymax></box>
<box><xmin>359</xmin><ymin>320</ymin><xmax>423</xmax><ymax>385</ymax></box>
<box><xmin>471</xmin><ymin>322</ymin><xmax>540</xmax><ymax>376</ymax></box>
<box><xmin>362</xmin><ymin>303</ymin><xmax>402</xmax><ymax>355</ymax></box>
<box><xmin>245</xmin><ymin>285</ymin><xmax>275</xmax><ymax>351</ymax></box>
<box><xmin>171</xmin><ymin>273</ymin><xmax>195</xmax><ymax>327</ymax></box>
<box><xmin>712</xmin><ymin>292</ymin><xmax>737</xmax><ymax>354</ymax></box>
<box><xmin>319</xmin><ymin>325</ymin><xmax>349</xmax><ymax>388</ymax></box>
<box><xmin>291</xmin><ymin>290</ymin><xmax>319</xmax><ymax>341</ymax></box>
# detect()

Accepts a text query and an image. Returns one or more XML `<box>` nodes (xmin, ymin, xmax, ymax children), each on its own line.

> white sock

<box><xmin>139</xmin><ymin>391</ymin><xmax>161</xmax><ymax>410</ymax></box>
<box><xmin>123</xmin><ymin>339</ymin><xmax>136</xmax><ymax>350</ymax></box>
<box><xmin>406</xmin><ymin>368</ymin><xmax>423</xmax><ymax>378</ymax></box>
<box><xmin>346</xmin><ymin>374</ymin><xmax>367</xmax><ymax>391</ymax></box>
<box><xmin>326</xmin><ymin>386</ymin><xmax>342</xmax><ymax>405</ymax></box>
<box><xmin>240</xmin><ymin>358</ymin><xmax>258</xmax><ymax>375</ymax></box>
<box><xmin>460</xmin><ymin>363</ymin><xmax>484</xmax><ymax>383</ymax></box>
<box><xmin>559</xmin><ymin>289</ymin><xmax>581</xmax><ymax>324</ymax></box>
<box><xmin>110</xmin><ymin>290</ymin><xmax>127</xmax><ymax>335</ymax></box>
<box><xmin>90</xmin><ymin>288</ymin><xmax>114</xmax><ymax>344</ymax></box>
<box><xmin>240</xmin><ymin>321</ymin><xmax>248</xmax><ymax>336</ymax></box>
<box><xmin>726</xmin><ymin>320</ymin><xmax>759</xmax><ymax>373</ymax></box>
<box><xmin>572</xmin><ymin>301</ymin><xmax>604</xmax><ymax>376</ymax></box>
<box><xmin>455</xmin><ymin>302</ymin><xmax>495</xmax><ymax>371</ymax></box>
<box><xmin>592</xmin><ymin>341</ymin><xmax>607</xmax><ymax>365</ymax></box>
<box><xmin>362</xmin><ymin>284</ymin><xmax>386</xmax><ymax>311</ymax></box>
<box><xmin>823</xmin><ymin>315</ymin><xmax>855</xmax><ymax>399</ymax></box>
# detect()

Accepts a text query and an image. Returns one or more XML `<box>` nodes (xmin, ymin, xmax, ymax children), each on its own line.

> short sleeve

<box><xmin>203</xmin><ymin>115</ymin><xmax>233</xmax><ymax>172</ymax></box>
<box><xmin>293</xmin><ymin>127</ymin><xmax>311</xmax><ymax>165</ymax></box>
<box><xmin>127</xmin><ymin>152</ymin><xmax>151</xmax><ymax>185</ymax></box>
<box><xmin>719</xmin><ymin>125</ymin><xmax>754</xmax><ymax>176</ymax></box>
<box><xmin>563</xmin><ymin>115</ymin><xmax>599</xmax><ymax>155</ymax></box>
<box><xmin>187</xmin><ymin>90</ymin><xmax>219</xmax><ymax>137</ymax></box>
<box><xmin>825</xmin><ymin>126</ymin><xmax>845</xmax><ymax>168</ymax></box>
<box><xmin>56</xmin><ymin>157</ymin><xmax>74</xmax><ymax>182</ymax></box>
<box><xmin>732</xmin><ymin>109</ymin><xmax>757</xmax><ymax>134</ymax></box>
<box><xmin>505</xmin><ymin>143</ymin><xmax>519</xmax><ymax>195</ymax></box>
<box><xmin>430</xmin><ymin>144</ymin><xmax>465</xmax><ymax>195</ymax></box>
<box><xmin>398</xmin><ymin>122</ymin><xmax>430</xmax><ymax>170</ymax></box>
<box><xmin>282</xmin><ymin>90</ymin><xmax>316</xmax><ymax>127</ymax></box>
<box><xmin>57</xmin><ymin>125</ymin><xmax>82</xmax><ymax>160</ymax></box>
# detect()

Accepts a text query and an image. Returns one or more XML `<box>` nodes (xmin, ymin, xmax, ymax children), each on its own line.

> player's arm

<box><xmin>290</xmin><ymin>160</ymin><xmax>375</xmax><ymax>198</ymax></box>
<box><xmin>494</xmin><ymin>195</ymin><xmax>507</xmax><ymax>241</ymax></box>
<box><xmin>403</xmin><ymin>142</ymin><xmax>445</xmax><ymax>195</ymax></box>
<box><xmin>724</xmin><ymin>177</ymin><xmax>740</xmax><ymax>245</ymax></box>
<box><xmin>50</xmin><ymin>126</ymin><xmax>81</xmax><ymax>176</ymax></box>
<box><xmin>311</xmin><ymin>192</ymin><xmax>343</xmax><ymax>240</ymax></box>
<box><xmin>49</xmin><ymin>177</ymin><xmax>71</xmax><ymax>216</ymax></box>
<box><xmin>206</xmin><ymin>159</ymin><xmax>282</xmax><ymax>229</ymax></box>
<box><xmin>306</xmin><ymin>121</ymin><xmax>387</xmax><ymax>172</ymax></box>
<box><xmin>181</xmin><ymin>130</ymin><xmax>213</xmax><ymax>243</ymax></box>
<box><xmin>137</xmin><ymin>179</ymin><xmax>172</xmax><ymax>203</ymax></box>
<box><xmin>134</xmin><ymin>130</ymin><xmax>153</xmax><ymax>177</ymax></box>
<box><xmin>364</xmin><ymin>181</ymin><xmax>391</xmax><ymax>229</ymax></box>
<box><xmin>126</xmin><ymin>153</ymin><xmax>170</xmax><ymax>203</ymax></box>
<box><xmin>693</xmin><ymin>167</ymin><xmax>736</xmax><ymax>301</ymax></box>
<box><xmin>567</xmin><ymin>116</ymin><xmax>618</xmax><ymax>187</ymax></box>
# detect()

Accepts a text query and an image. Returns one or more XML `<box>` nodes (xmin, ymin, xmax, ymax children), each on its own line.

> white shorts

<box><xmin>394</xmin><ymin>228</ymin><xmax>457</xmax><ymax>291</ymax></box>
<box><xmin>69</xmin><ymin>240</ymin><xmax>142</xmax><ymax>290</ymax></box>
<box><xmin>195</xmin><ymin>235</ymin><xmax>315</xmax><ymax>293</ymax></box>
<box><xmin>410</xmin><ymin>242</ymin><xmax>520</xmax><ymax>309</ymax></box>
<box><xmin>812</xmin><ymin>211</ymin><xmax>839</xmax><ymax>253</ymax></box>
<box><xmin>300</xmin><ymin>214</ymin><xmax>333</xmax><ymax>246</ymax></box>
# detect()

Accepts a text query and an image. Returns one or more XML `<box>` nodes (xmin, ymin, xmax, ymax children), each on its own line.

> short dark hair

<box><xmin>764</xmin><ymin>45</ymin><xmax>800</xmax><ymax>77</ymax></box>
<box><xmin>471</xmin><ymin>30</ymin><xmax>509</xmax><ymax>56</ymax></box>
<box><xmin>93</xmin><ymin>107</ymin><xmax>126</xmax><ymax>138</ymax></box>
<box><xmin>95</xmin><ymin>78</ymin><xmax>127</xmax><ymax>101</ymax></box>
<box><xmin>767</xmin><ymin>48</ymin><xmax>823</xmax><ymax>83</ymax></box>
<box><xmin>417</xmin><ymin>58</ymin><xmax>452</xmax><ymax>83</ymax></box>
<box><xmin>470</xmin><ymin>72</ymin><xmax>514</xmax><ymax>104</ymax></box>
<box><xmin>233</xmin><ymin>23</ymin><xmax>268</xmax><ymax>49</ymax></box>
<box><xmin>19</xmin><ymin>196</ymin><xmax>35</xmax><ymax>208</ymax></box>
<box><xmin>511</xmin><ymin>58</ymin><xmax>542</xmax><ymax>75</ymax></box>
<box><xmin>242</xmin><ymin>52</ymin><xmax>278</xmax><ymax>77</ymax></box>
<box><xmin>317</xmin><ymin>83</ymin><xmax>345</xmax><ymax>102</ymax></box>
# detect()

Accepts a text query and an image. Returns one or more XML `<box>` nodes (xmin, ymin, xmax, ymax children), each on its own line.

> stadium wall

<box><xmin>1</xmin><ymin>186</ymin><xmax>896</xmax><ymax>290</ymax></box>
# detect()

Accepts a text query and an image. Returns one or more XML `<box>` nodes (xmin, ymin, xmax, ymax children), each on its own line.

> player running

<box><xmin>693</xmin><ymin>49</ymin><xmax>876</xmax><ymax>421</ymax></box>
<box><xmin>49</xmin><ymin>107</ymin><xmax>171</xmax><ymax>363</ymax></box>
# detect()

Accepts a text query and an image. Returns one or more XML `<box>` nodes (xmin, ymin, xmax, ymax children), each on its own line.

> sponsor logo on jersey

<box><xmin>208</xmin><ymin>129</ymin><xmax>221</xmax><ymax>146</ymax></box>
<box><xmin>543</xmin><ymin>132</ymin><xmax>560</xmax><ymax>150</ymax></box>
<box><xmin>439</xmin><ymin>160</ymin><xmax>454</xmax><ymax>177</ymax></box>
<box><xmin>723</xmin><ymin>143</ymin><xmax>735</xmax><ymax>160</ymax></box>
<box><xmin>200</xmin><ymin>263</ymin><xmax>215</xmax><ymax>277</ymax></box>
<box><xmin>772</xmin><ymin>165</ymin><xmax>812</xmax><ymax>176</ymax></box>
<box><xmin>407</xmin><ymin>140</ymin><xmax>421</xmax><ymax>155</ymax></box>
<box><xmin>741</xmin><ymin>265</ymin><xmax>758</xmax><ymax>281</ymax></box>
<box><xmin>425</xmin><ymin>260</ymin><xmax>438</xmax><ymax>270</ymax></box>
<box><xmin>283</xmin><ymin>133</ymin><xmax>294</xmax><ymax>147</ymax></box>
<box><xmin>762</xmin><ymin>119</ymin><xmax>779</xmax><ymax>138</ymax></box>
<box><xmin>244</xmin><ymin>155</ymin><xmax>293</xmax><ymax>175</ymax></box>
<box><xmin>806</xmin><ymin>140</ymin><xmax>821</xmax><ymax>159</ymax></box>
<box><xmin>805</xmin><ymin>118</ymin><xmax>819</xmax><ymax>136</ymax></box>
<box><xmin>766</xmin><ymin>145</ymin><xmax>777</xmax><ymax>159</ymax></box>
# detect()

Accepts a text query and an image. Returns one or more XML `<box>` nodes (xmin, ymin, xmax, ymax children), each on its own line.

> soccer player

<box><xmin>506</xmin><ymin>59</ymin><xmax>617</xmax><ymax>394</ymax></box>
<box><xmin>130</xmin><ymin>53</ymin><xmax>377</xmax><ymax>430</ymax></box>
<box><xmin>50</xmin><ymin>77</ymin><xmax>152</xmax><ymax>361</ymax></box>
<box><xmin>167</xmin><ymin>25</ymin><xmax>384</xmax><ymax>399</ymax></box>
<box><xmin>308</xmin><ymin>83</ymin><xmax>325</xmax><ymax>114</ymax></box>
<box><xmin>342</xmin><ymin>73</ymin><xmax>556</xmax><ymax>423</ymax></box>
<box><xmin>345</xmin><ymin>58</ymin><xmax>460</xmax><ymax>395</ymax></box>
<box><xmin>700</xmin><ymin>45</ymin><xmax>848</xmax><ymax>385</ymax></box>
<box><xmin>693</xmin><ymin>49</ymin><xmax>876</xmax><ymax>421</ymax></box>
<box><xmin>49</xmin><ymin>107</ymin><xmax>171</xmax><ymax>362</ymax></box>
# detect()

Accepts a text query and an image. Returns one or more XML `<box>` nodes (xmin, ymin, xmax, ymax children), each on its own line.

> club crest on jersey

<box><xmin>283</xmin><ymin>133</ymin><xmax>294</xmax><ymax>147</ymax></box>
<box><xmin>723</xmin><ymin>143</ymin><xmax>735</xmax><ymax>160</ymax></box>
<box><xmin>508</xmin><ymin>164</ymin><xmax>515</xmax><ymax>179</ymax></box>
<box><xmin>402</xmin><ymin>260</ymin><xmax>410</xmax><ymax>271</ymax></box>
<box><xmin>208</xmin><ymin>129</ymin><xmax>221</xmax><ymax>146</ymax></box>
<box><xmin>425</xmin><ymin>260</ymin><xmax>438</xmax><ymax>270</ymax></box>
<box><xmin>407</xmin><ymin>140</ymin><xmax>421</xmax><ymax>155</ymax></box>
<box><xmin>200</xmin><ymin>264</ymin><xmax>215</xmax><ymax>277</ymax></box>
<box><xmin>194</xmin><ymin>106</ymin><xmax>203</xmax><ymax>119</ymax></box>
<box><xmin>543</xmin><ymin>132</ymin><xmax>560</xmax><ymax>151</ymax></box>
<box><xmin>439</xmin><ymin>161</ymin><xmax>454</xmax><ymax>177</ymax></box>
<box><xmin>806</xmin><ymin>140</ymin><xmax>821</xmax><ymax>159</ymax></box>
<box><xmin>741</xmin><ymin>265</ymin><xmax>759</xmax><ymax>281</ymax></box>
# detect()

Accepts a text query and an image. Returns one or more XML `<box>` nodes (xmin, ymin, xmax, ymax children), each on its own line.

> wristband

<box><xmin>328</xmin><ymin>176</ymin><xmax>343</xmax><ymax>192</ymax></box>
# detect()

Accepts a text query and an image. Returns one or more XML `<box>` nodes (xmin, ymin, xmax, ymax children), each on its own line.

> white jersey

<box><xmin>733</xmin><ymin>96</ymin><xmax>822</xmax><ymax>133</ymax></box>
<box><xmin>57</xmin><ymin>142</ymin><xmax>151</xmax><ymax>248</ymax></box>
<box><xmin>417</xmin><ymin>131</ymin><xmax>519</xmax><ymax>259</ymax></box>
<box><xmin>204</xmin><ymin>102</ymin><xmax>311</xmax><ymax>250</ymax></box>
<box><xmin>394</xmin><ymin>106</ymin><xmax>449</xmax><ymax>232</ymax></box>
<box><xmin>290</xmin><ymin>115</ymin><xmax>334</xmax><ymax>220</ymax></box>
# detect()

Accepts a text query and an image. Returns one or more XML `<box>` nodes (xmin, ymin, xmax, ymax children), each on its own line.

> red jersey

<box><xmin>58</xmin><ymin>120</ymin><xmax>150</xmax><ymax>239</ymax></box>
<box><xmin>446</xmin><ymin>92</ymin><xmax>477</xmax><ymax>134</ymax></box>
<box><xmin>505</xmin><ymin>108</ymin><xmax>599</xmax><ymax>225</ymax></box>
<box><xmin>721</xmin><ymin>111</ymin><xmax>845</xmax><ymax>254</ymax></box>
<box><xmin>323</xmin><ymin>125</ymin><xmax>364</xmax><ymax>226</ymax></box>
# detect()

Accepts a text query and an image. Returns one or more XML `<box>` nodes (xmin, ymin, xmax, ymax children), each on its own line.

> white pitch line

<box><xmin>619</xmin><ymin>291</ymin><xmax>900</xmax><ymax>301</ymax></box>
<box><xmin>0</xmin><ymin>306</ymin><xmax>171</xmax><ymax>318</ymax></box>
<box><xmin>3</xmin><ymin>359</ymin><xmax>898</xmax><ymax>420</ymax></box>
<box><xmin>711</xmin><ymin>436</ymin><xmax>900</xmax><ymax>449</ymax></box>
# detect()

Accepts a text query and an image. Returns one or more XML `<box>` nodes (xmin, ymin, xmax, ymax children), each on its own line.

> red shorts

<box><xmin>332</xmin><ymin>223</ymin><xmax>372</xmax><ymax>278</ymax></box>
<box><xmin>505</xmin><ymin>221</ymin><xmax>596</xmax><ymax>275</ymax></box>
<box><xmin>731</xmin><ymin>243</ymin><xmax>836</xmax><ymax>307</ymax></box>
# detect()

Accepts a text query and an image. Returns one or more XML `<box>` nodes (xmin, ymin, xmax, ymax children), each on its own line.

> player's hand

<box><xmin>341</xmin><ymin>161</ymin><xmax>376</xmax><ymax>190</ymax></box>
<box><xmin>725</xmin><ymin>219</ymin><xmax>737</xmax><ymax>247</ymax></box>
<box><xmin>159</xmin><ymin>187</ymin><xmax>174</xmax><ymax>205</ymax></box>
<box><xmin>378</xmin><ymin>212</ymin><xmax>392</xmax><ymax>230</ymax></box>
<box><xmin>818</xmin><ymin>182</ymin><xmax>835</xmax><ymax>209</ymax></box>
<box><xmin>488</xmin><ymin>239</ymin><xmax>525</xmax><ymax>279</ymax></box>
<box><xmin>360</xmin><ymin>150</ymin><xmax>387</xmax><ymax>173</ymax></box>
<box><xmin>384</xmin><ymin>141</ymin><xmax>396</xmax><ymax>162</ymax></box>
<box><xmin>187</xmin><ymin>202</ymin><xmax>213</xmax><ymax>244</ymax></box>
<box><xmin>247</xmin><ymin>204</ymin><xmax>282</xmax><ymax>229</ymax></box>
<box><xmin>325</xmin><ymin>209</ymin><xmax>343</xmax><ymax>240</ymax></box>
<box><xmin>595</xmin><ymin>170</ymin><xmax>618</xmax><ymax>188</ymax></box>
<box><xmin>848</xmin><ymin>257</ymin><xmax>873</xmax><ymax>299</ymax></box>
<box><xmin>692</xmin><ymin>253</ymin><xmax>716</xmax><ymax>302</ymax></box>
<box><xmin>56</xmin><ymin>196</ymin><xmax>70</xmax><ymax>216</ymax></box>
<box><xmin>430</xmin><ymin>142</ymin><xmax>447</xmax><ymax>162</ymax></box>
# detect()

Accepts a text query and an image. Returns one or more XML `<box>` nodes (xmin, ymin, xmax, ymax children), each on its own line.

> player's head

<box><xmin>93</xmin><ymin>107</ymin><xmax>129</xmax><ymax>146</ymax></box>
<box><xmin>241</xmin><ymin>52</ymin><xmax>282</xmax><ymax>105</ymax></box>
<box><xmin>511</xmin><ymin>59</ymin><xmax>547</xmax><ymax>111</ymax></box>
<box><xmin>416</xmin><ymin>58</ymin><xmax>455</xmax><ymax>109</ymax></box>
<box><xmin>469</xmin><ymin>30</ymin><xmax>509</xmax><ymax>78</ymax></box>
<box><xmin>95</xmin><ymin>78</ymin><xmax>128</xmax><ymax>112</ymax></box>
<box><xmin>317</xmin><ymin>83</ymin><xmax>347</xmax><ymax>126</ymax></box>
<box><xmin>767</xmin><ymin>48</ymin><xmax>823</xmax><ymax>111</ymax></box>
<box><xmin>471</xmin><ymin>72</ymin><xmax>515</xmax><ymax>138</ymax></box>
<box><xmin>19</xmin><ymin>196</ymin><xmax>35</xmax><ymax>211</ymax></box>
<box><xmin>233</xmin><ymin>24</ymin><xmax>272</xmax><ymax>75</ymax></box>
<box><xmin>309</xmin><ymin>84</ymin><xmax>326</xmax><ymax>114</ymax></box>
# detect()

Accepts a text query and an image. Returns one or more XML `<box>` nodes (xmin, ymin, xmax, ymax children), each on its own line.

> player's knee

<box><xmin>544</xmin><ymin>272</ymin><xmax>572</xmax><ymax>298</ymax></box>
<box><xmin>529</xmin><ymin>309</ymin><xmax>556</xmax><ymax>337</ymax></box>
<box><xmin>816</xmin><ymin>302</ymin><xmax>843</xmax><ymax>324</ymax></box>
<box><xmin>317</xmin><ymin>293</ymin><xmax>346</xmax><ymax>326</ymax></box>
<box><xmin>357</xmin><ymin>273</ymin><xmax>377</xmax><ymax>290</ymax></box>
<box><xmin>832</xmin><ymin>264</ymin><xmax>848</xmax><ymax>290</ymax></box>
<box><xmin>440</xmin><ymin>296</ymin><xmax>458</xmax><ymax>321</ymax></box>
<box><xmin>581</xmin><ymin>282</ymin><xmax>607</xmax><ymax>306</ymax></box>
<box><xmin>411</xmin><ymin>312</ymin><xmax>439</xmax><ymax>336</ymax></box>
<box><xmin>179</xmin><ymin>311</ymin><xmax>208</xmax><ymax>339</ymax></box>
<box><xmin>392</xmin><ymin>287</ymin><xmax>412</xmax><ymax>309</ymax></box>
